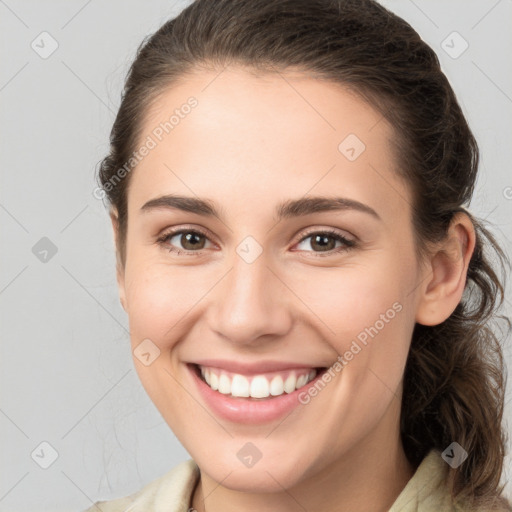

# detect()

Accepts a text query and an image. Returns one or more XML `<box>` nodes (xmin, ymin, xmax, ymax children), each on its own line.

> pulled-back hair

<box><xmin>97</xmin><ymin>0</ymin><xmax>511</xmax><ymax>508</ymax></box>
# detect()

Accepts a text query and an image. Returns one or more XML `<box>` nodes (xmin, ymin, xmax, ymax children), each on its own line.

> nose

<box><xmin>205</xmin><ymin>252</ymin><xmax>293</xmax><ymax>347</ymax></box>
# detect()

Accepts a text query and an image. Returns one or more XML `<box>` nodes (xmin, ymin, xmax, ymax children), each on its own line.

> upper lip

<box><xmin>189</xmin><ymin>359</ymin><xmax>324</xmax><ymax>375</ymax></box>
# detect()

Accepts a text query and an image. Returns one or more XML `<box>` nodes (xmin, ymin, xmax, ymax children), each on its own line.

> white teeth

<box><xmin>209</xmin><ymin>371</ymin><xmax>219</xmax><ymax>391</ymax></box>
<box><xmin>218</xmin><ymin>373</ymin><xmax>231</xmax><ymax>394</ymax></box>
<box><xmin>269</xmin><ymin>375</ymin><xmax>284</xmax><ymax>396</ymax></box>
<box><xmin>283</xmin><ymin>374</ymin><xmax>297</xmax><ymax>394</ymax></box>
<box><xmin>231</xmin><ymin>374</ymin><xmax>250</xmax><ymax>397</ymax></box>
<box><xmin>198</xmin><ymin>366</ymin><xmax>318</xmax><ymax>398</ymax></box>
<box><xmin>250</xmin><ymin>376</ymin><xmax>270</xmax><ymax>398</ymax></box>
<box><xmin>296</xmin><ymin>374</ymin><xmax>307</xmax><ymax>388</ymax></box>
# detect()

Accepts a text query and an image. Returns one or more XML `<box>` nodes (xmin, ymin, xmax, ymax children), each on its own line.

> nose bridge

<box><xmin>207</xmin><ymin>248</ymin><xmax>292</xmax><ymax>345</ymax></box>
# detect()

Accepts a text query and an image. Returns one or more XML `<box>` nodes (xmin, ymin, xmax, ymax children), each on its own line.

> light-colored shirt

<box><xmin>82</xmin><ymin>449</ymin><xmax>505</xmax><ymax>511</ymax></box>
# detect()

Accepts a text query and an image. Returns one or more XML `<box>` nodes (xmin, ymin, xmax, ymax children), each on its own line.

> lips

<box><xmin>186</xmin><ymin>362</ymin><xmax>329</xmax><ymax>424</ymax></box>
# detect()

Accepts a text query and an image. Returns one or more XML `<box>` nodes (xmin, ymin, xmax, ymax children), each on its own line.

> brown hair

<box><xmin>98</xmin><ymin>0</ymin><xmax>511</xmax><ymax>509</ymax></box>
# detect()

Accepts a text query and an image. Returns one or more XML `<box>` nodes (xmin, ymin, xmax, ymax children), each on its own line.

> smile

<box><xmin>187</xmin><ymin>363</ymin><xmax>329</xmax><ymax>424</ymax></box>
<box><xmin>198</xmin><ymin>365</ymin><xmax>320</xmax><ymax>399</ymax></box>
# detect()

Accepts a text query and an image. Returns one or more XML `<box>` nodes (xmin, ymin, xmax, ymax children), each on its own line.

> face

<box><xmin>114</xmin><ymin>66</ymin><xmax>427</xmax><ymax>492</ymax></box>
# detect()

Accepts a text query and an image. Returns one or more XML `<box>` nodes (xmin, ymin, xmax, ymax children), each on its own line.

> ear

<box><xmin>415</xmin><ymin>212</ymin><xmax>476</xmax><ymax>326</ymax></box>
<box><xmin>110</xmin><ymin>210</ymin><xmax>127</xmax><ymax>313</ymax></box>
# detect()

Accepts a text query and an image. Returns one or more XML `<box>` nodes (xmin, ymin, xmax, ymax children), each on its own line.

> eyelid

<box><xmin>295</xmin><ymin>226</ymin><xmax>355</xmax><ymax>244</ymax></box>
<box><xmin>156</xmin><ymin>225</ymin><xmax>357</xmax><ymax>255</ymax></box>
<box><xmin>156</xmin><ymin>225</ymin><xmax>215</xmax><ymax>252</ymax></box>
<box><xmin>157</xmin><ymin>224</ymin><xmax>215</xmax><ymax>243</ymax></box>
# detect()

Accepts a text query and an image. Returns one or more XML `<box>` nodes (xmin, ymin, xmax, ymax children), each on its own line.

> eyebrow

<box><xmin>140</xmin><ymin>194</ymin><xmax>381</xmax><ymax>221</ymax></box>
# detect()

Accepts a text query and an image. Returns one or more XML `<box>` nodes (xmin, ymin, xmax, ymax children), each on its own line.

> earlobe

<box><xmin>415</xmin><ymin>212</ymin><xmax>476</xmax><ymax>326</ymax></box>
<box><xmin>110</xmin><ymin>210</ymin><xmax>127</xmax><ymax>313</ymax></box>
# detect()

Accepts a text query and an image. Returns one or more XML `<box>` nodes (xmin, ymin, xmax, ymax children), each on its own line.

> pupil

<box><xmin>314</xmin><ymin>234</ymin><xmax>334</xmax><ymax>251</ymax></box>
<box><xmin>183</xmin><ymin>233</ymin><xmax>204</xmax><ymax>250</ymax></box>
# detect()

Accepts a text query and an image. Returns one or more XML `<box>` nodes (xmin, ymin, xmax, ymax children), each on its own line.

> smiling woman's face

<box><xmin>113</xmin><ymin>66</ymin><xmax>428</xmax><ymax>492</ymax></box>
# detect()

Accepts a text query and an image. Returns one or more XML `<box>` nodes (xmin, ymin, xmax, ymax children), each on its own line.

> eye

<box><xmin>157</xmin><ymin>227</ymin><xmax>213</xmax><ymax>256</ymax></box>
<box><xmin>293</xmin><ymin>228</ymin><xmax>356</xmax><ymax>256</ymax></box>
<box><xmin>156</xmin><ymin>226</ymin><xmax>356</xmax><ymax>257</ymax></box>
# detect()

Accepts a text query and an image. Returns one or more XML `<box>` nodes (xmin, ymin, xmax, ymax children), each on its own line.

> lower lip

<box><xmin>186</xmin><ymin>363</ymin><xmax>326</xmax><ymax>425</ymax></box>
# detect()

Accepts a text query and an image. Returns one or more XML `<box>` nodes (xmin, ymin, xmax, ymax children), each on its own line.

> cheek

<box><xmin>289</xmin><ymin>257</ymin><xmax>415</xmax><ymax>391</ymax></box>
<box><xmin>291</xmin><ymin>260</ymin><xmax>407</xmax><ymax>340</ymax></box>
<box><xmin>123</xmin><ymin>263</ymin><xmax>212</xmax><ymax>417</ymax></box>
<box><xmin>124</xmin><ymin>262</ymin><xmax>210</xmax><ymax>349</ymax></box>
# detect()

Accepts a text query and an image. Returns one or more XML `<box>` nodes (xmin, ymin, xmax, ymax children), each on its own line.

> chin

<box><xmin>196</xmin><ymin>452</ymin><xmax>310</xmax><ymax>493</ymax></box>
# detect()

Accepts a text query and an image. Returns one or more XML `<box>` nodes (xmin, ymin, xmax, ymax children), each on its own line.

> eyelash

<box><xmin>156</xmin><ymin>227</ymin><xmax>356</xmax><ymax>257</ymax></box>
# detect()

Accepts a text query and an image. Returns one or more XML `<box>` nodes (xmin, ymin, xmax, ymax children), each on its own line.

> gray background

<box><xmin>0</xmin><ymin>0</ymin><xmax>511</xmax><ymax>510</ymax></box>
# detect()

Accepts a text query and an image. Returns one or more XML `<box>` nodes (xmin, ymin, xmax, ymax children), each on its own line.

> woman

<box><xmin>85</xmin><ymin>0</ymin><xmax>511</xmax><ymax>510</ymax></box>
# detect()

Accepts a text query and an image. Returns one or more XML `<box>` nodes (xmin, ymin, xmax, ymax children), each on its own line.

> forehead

<box><xmin>127</xmin><ymin>66</ymin><xmax>411</xmax><ymax>221</ymax></box>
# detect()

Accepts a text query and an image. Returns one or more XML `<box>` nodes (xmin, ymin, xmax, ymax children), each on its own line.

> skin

<box><xmin>110</xmin><ymin>66</ymin><xmax>475</xmax><ymax>512</ymax></box>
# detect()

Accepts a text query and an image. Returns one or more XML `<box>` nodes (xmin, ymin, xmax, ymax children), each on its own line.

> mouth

<box><xmin>190</xmin><ymin>363</ymin><xmax>328</xmax><ymax>401</ymax></box>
